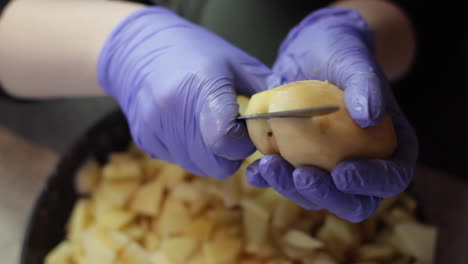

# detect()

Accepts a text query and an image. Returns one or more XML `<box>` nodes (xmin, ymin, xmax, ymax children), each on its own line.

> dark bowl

<box><xmin>20</xmin><ymin>109</ymin><xmax>131</xmax><ymax>264</ymax></box>
<box><xmin>20</xmin><ymin>109</ymin><xmax>426</xmax><ymax>264</ymax></box>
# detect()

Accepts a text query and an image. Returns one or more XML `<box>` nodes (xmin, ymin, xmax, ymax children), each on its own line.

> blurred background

<box><xmin>0</xmin><ymin>0</ymin><xmax>466</xmax><ymax>263</ymax></box>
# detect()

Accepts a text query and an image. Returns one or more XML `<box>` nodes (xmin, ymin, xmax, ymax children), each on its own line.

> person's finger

<box><xmin>199</xmin><ymin>85</ymin><xmax>256</xmax><ymax>160</ymax></box>
<box><xmin>232</xmin><ymin>54</ymin><xmax>283</xmax><ymax>94</ymax></box>
<box><xmin>258</xmin><ymin>155</ymin><xmax>321</xmax><ymax>210</ymax></box>
<box><xmin>332</xmin><ymin>98</ymin><xmax>418</xmax><ymax>197</ymax></box>
<box><xmin>272</xmin><ymin>53</ymin><xmax>308</xmax><ymax>84</ymax></box>
<box><xmin>343</xmin><ymin>70</ymin><xmax>385</xmax><ymax>128</ymax></box>
<box><xmin>246</xmin><ymin>160</ymin><xmax>270</xmax><ymax>188</ymax></box>
<box><xmin>293</xmin><ymin>166</ymin><xmax>381</xmax><ymax>223</ymax></box>
<box><xmin>331</xmin><ymin>158</ymin><xmax>413</xmax><ymax>198</ymax></box>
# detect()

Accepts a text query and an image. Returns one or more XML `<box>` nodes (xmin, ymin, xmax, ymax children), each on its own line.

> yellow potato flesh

<box><xmin>46</xmin><ymin>144</ymin><xmax>436</xmax><ymax>264</ymax></box>
<box><xmin>244</xmin><ymin>80</ymin><xmax>397</xmax><ymax>171</ymax></box>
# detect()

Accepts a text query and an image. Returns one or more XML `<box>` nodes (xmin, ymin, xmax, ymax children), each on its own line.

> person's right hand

<box><xmin>246</xmin><ymin>7</ymin><xmax>419</xmax><ymax>222</ymax></box>
<box><xmin>98</xmin><ymin>6</ymin><xmax>280</xmax><ymax>179</ymax></box>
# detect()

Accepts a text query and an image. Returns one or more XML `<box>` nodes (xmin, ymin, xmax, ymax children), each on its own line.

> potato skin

<box><xmin>244</xmin><ymin>80</ymin><xmax>397</xmax><ymax>171</ymax></box>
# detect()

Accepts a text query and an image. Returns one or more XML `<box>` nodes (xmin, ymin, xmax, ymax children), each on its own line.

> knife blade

<box><xmin>237</xmin><ymin>105</ymin><xmax>340</xmax><ymax>120</ymax></box>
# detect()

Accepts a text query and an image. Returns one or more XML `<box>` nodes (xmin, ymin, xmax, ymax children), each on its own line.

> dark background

<box><xmin>390</xmin><ymin>1</ymin><xmax>468</xmax><ymax>177</ymax></box>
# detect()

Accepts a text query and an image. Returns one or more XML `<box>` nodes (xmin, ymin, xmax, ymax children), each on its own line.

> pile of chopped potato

<box><xmin>45</xmin><ymin>145</ymin><xmax>437</xmax><ymax>264</ymax></box>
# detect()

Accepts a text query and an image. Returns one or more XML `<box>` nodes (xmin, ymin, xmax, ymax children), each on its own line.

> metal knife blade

<box><xmin>237</xmin><ymin>105</ymin><xmax>340</xmax><ymax>120</ymax></box>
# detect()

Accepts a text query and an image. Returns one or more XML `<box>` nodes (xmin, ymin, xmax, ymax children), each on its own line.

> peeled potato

<box><xmin>244</xmin><ymin>80</ymin><xmax>397</xmax><ymax>170</ymax></box>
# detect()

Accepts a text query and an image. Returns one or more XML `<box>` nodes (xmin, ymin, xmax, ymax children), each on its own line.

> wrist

<box><xmin>331</xmin><ymin>0</ymin><xmax>416</xmax><ymax>80</ymax></box>
<box><xmin>280</xmin><ymin>7</ymin><xmax>375</xmax><ymax>57</ymax></box>
<box><xmin>0</xmin><ymin>0</ymin><xmax>146</xmax><ymax>98</ymax></box>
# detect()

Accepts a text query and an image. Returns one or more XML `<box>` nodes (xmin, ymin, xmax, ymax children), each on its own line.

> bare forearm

<box><xmin>332</xmin><ymin>0</ymin><xmax>416</xmax><ymax>81</ymax></box>
<box><xmin>0</xmin><ymin>0</ymin><xmax>144</xmax><ymax>98</ymax></box>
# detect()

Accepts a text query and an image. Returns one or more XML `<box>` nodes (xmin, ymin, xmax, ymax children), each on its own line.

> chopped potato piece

<box><xmin>184</xmin><ymin>217</ymin><xmax>215</xmax><ymax>241</ymax></box>
<box><xmin>293</xmin><ymin>210</ymin><xmax>325</xmax><ymax>234</ymax></box>
<box><xmin>266</xmin><ymin>259</ymin><xmax>294</xmax><ymax>264</ymax></box>
<box><xmin>253</xmin><ymin>188</ymin><xmax>283</xmax><ymax>214</ymax></box>
<box><xmin>273</xmin><ymin>198</ymin><xmax>301</xmax><ymax>229</ymax></box>
<box><xmin>217</xmin><ymin>175</ymin><xmax>242</xmax><ymax>208</ymax></box>
<box><xmin>96</xmin><ymin>229</ymin><xmax>130</xmax><ymax>251</ymax></box>
<box><xmin>373</xmin><ymin>196</ymin><xmax>399</xmax><ymax>217</ymax></box>
<box><xmin>45</xmin><ymin>241</ymin><xmax>76</xmax><ymax>264</ymax></box>
<box><xmin>188</xmin><ymin>253</ymin><xmax>208</xmax><ymax>264</ymax></box>
<box><xmin>237</xmin><ymin>150</ymin><xmax>264</xmax><ymax>196</ymax></box>
<box><xmin>283</xmin><ymin>229</ymin><xmax>323</xmax><ymax>250</ymax></box>
<box><xmin>356</xmin><ymin>243</ymin><xmax>396</xmax><ymax>261</ymax></box>
<box><xmin>393</xmin><ymin>222</ymin><xmax>437</xmax><ymax>263</ymax></box>
<box><xmin>246</xmin><ymin>241</ymin><xmax>279</xmax><ymax>259</ymax></box>
<box><xmin>67</xmin><ymin>199</ymin><xmax>92</xmax><ymax>242</ymax></box>
<box><xmin>241</xmin><ymin>199</ymin><xmax>270</xmax><ymax>250</ymax></box>
<box><xmin>158</xmin><ymin>163</ymin><xmax>187</xmax><ymax>188</ymax></box>
<box><xmin>122</xmin><ymin>221</ymin><xmax>149</xmax><ymax>241</ymax></box>
<box><xmin>203</xmin><ymin>239</ymin><xmax>242</xmax><ymax>264</ymax></box>
<box><xmin>206</xmin><ymin>208</ymin><xmax>242</xmax><ymax>226</ymax></box>
<box><xmin>281</xmin><ymin>245</ymin><xmax>313</xmax><ymax>261</ymax></box>
<box><xmin>143</xmin><ymin>233</ymin><xmax>161</xmax><ymax>252</ymax></box>
<box><xmin>156</xmin><ymin>197</ymin><xmax>191</xmax><ymax>236</ymax></box>
<box><xmin>75</xmin><ymin>159</ymin><xmax>101</xmax><ymax>195</ymax></box>
<box><xmin>212</xmin><ymin>225</ymin><xmax>242</xmax><ymax>241</ymax></box>
<box><xmin>182</xmin><ymin>181</ymin><xmax>213</xmax><ymax>216</ymax></box>
<box><xmin>102</xmin><ymin>158</ymin><xmax>142</xmax><ymax>180</ymax></box>
<box><xmin>92</xmin><ymin>191</ymin><xmax>114</xmax><ymax>222</ymax></box>
<box><xmin>97</xmin><ymin>179</ymin><xmax>140</xmax><ymax>208</ymax></box>
<box><xmin>317</xmin><ymin>214</ymin><xmax>360</xmax><ymax>261</ymax></box>
<box><xmin>383</xmin><ymin>207</ymin><xmax>416</xmax><ymax>226</ymax></box>
<box><xmin>81</xmin><ymin>231</ymin><xmax>116</xmax><ymax>264</ymax></box>
<box><xmin>308</xmin><ymin>252</ymin><xmax>338</xmax><ymax>264</ymax></box>
<box><xmin>129</xmin><ymin>179</ymin><xmax>164</xmax><ymax>216</ymax></box>
<box><xmin>171</xmin><ymin>182</ymin><xmax>204</xmax><ymax>201</ymax></box>
<box><xmin>95</xmin><ymin>208</ymin><xmax>135</xmax><ymax>229</ymax></box>
<box><xmin>150</xmin><ymin>251</ymin><xmax>173</xmax><ymax>264</ymax></box>
<box><xmin>237</xmin><ymin>168</ymin><xmax>262</xmax><ymax>196</ymax></box>
<box><xmin>119</xmin><ymin>242</ymin><xmax>152</xmax><ymax>264</ymax></box>
<box><xmin>161</xmin><ymin>237</ymin><xmax>199</xmax><ymax>263</ymax></box>
<box><xmin>141</xmin><ymin>156</ymin><xmax>168</xmax><ymax>178</ymax></box>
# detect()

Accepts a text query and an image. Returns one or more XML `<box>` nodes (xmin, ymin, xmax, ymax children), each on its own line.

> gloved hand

<box><xmin>98</xmin><ymin>6</ymin><xmax>279</xmax><ymax>179</ymax></box>
<box><xmin>246</xmin><ymin>7</ymin><xmax>418</xmax><ymax>222</ymax></box>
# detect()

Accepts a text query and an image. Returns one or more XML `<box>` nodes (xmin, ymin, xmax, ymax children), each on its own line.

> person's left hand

<box><xmin>246</xmin><ymin>7</ymin><xmax>418</xmax><ymax>222</ymax></box>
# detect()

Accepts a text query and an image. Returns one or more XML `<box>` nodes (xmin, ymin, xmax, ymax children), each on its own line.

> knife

<box><xmin>237</xmin><ymin>105</ymin><xmax>340</xmax><ymax>120</ymax></box>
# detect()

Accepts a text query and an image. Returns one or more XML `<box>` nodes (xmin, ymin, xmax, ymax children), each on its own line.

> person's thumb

<box><xmin>231</xmin><ymin>56</ymin><xmax>283</xmax><ymax>95</ymax></box>
<box><xmin>200</xmin><ymin>58</ymin><xmax>281</xmax><ymax>160</ymax></box>
<box><xmin>199</xmin><ymin>86</ymin><xmax>255</xmax><ymax>160</ymax></box>
<box><xmin>342</xmin><ymin>66</ymin><xmax>386</xmax><ymax>128</ymax></box>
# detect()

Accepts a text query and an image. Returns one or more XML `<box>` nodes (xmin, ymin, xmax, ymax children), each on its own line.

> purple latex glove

<box><xmin>98</xmin><ymin>7</ymin><xmax>279</xmax><ymax>179</ymax></box>
<box><xmin>246</xmin><ymin>7</ymin><xmax>418</xmax><ymax>222</ymax></box>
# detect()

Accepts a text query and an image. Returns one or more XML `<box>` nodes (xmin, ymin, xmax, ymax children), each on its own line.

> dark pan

<box><xmin>19</xmin><ymin>109</ymin><xmax>426</xmax><ymax>264</ymax></box>
<box><xmin>20</xmin><ymin>109</ymin><xmax>130</xmax><ymax>264</ymax></box>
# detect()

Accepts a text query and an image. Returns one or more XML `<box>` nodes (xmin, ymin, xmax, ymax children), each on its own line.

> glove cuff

<box><xmin>278</xmin><ymin>7</ymin><xmax>376</xmax><ymax>56</ymax></box>
<box><xmin>97</xmin><ymin>6</ymin><xmax>189</xmax><ymax>105</ymax></box>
